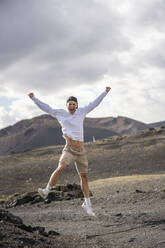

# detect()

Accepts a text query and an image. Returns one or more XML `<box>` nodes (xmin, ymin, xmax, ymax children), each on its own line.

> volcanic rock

<box><xmin>0</xmin><ymin>208</ymin><xmax>61</xmax><ymax>248</ymax></box>
<box><xmin>4</xmin><ymin>183</ymin><xmax>86</xmax><ymax>209</ymax></box>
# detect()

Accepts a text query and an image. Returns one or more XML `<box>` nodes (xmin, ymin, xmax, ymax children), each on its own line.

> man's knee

<box><xmin>57</xmin><ymin>162</ymin><xmax>68</xmax><ymax>172</ymax></box>
<box><xmin>80</xmin><ymin>173</ymin><xmax>88</xmax><ymax>181</ymax></box>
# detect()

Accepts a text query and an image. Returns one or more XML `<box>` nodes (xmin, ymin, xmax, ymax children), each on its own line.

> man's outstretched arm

<box><xmin>83</xmin><ymin>86</ymin><xmax>111</xmax><ymax>114</ymax></box>
<box><xmin>28</xmin><ymin>92</ymin><xmax>57</xmax><ymax>116</ymax></box>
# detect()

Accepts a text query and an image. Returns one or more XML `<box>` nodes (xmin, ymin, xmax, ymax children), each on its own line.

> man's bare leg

<box><xmin>79</xmin><ymin>173</ymin><xmax>90</xmax><ymax>198</ymax></box>
<box><xmin>80</xmin><ymin>173</ymin><xmax>95</xmax><ymax>216</ymax></box>
<box><xmin>38</xmin><ymin>162</ymin><xmax>67</xmax><ymax>198</ymax></box>
<box><xmin>47</xmin><ymin>162</ymin><xmax>68</xmax><ymax>187</ymax></box>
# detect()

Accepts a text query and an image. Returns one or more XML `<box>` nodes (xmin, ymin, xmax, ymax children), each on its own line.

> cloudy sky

<box><xmin>0</xmin><ymin>0</ymin><xmax>165</xmax><ymax>129</ymax></box>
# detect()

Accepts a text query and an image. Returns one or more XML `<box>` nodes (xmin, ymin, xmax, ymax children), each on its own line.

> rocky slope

<box><xmin>0</xmin><ymin>126</ymin><xmax>165</xmax><ymax>196</ymax></box>
<box><xmin>0</xmin><ymin>115</ymin><xmax>149</xmax><ymax>155</ymax></box>
<box><xmin>0</xmin><ymin>208</ymin><xmax>64</xmax><ymax>248</ymax></box>
<box><xmin>0</xmin><ymin>127</ymin><xmax>165</xmax><ymax>247</ymax></box>
<box><xmin>1</xmin><ymin>175</ymin><xmax>165</xmax><ymax>248</ymax></box>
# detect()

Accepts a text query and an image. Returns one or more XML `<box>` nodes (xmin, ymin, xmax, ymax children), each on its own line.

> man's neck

<box><xmin>68</xmin><ymin>109</ymin><xmax>76</xmax><ymax>115</ymax></box>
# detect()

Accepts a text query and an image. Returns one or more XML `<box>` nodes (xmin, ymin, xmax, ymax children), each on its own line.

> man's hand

<box><xmin>106</xmin><ymin>86</ymin><xmax>111</xmax><ymax>93</ymax></box>
<box><xmin>28</xmin><ymin>92</ymin><xmax>34</xmax><ymax>98</ymax></box>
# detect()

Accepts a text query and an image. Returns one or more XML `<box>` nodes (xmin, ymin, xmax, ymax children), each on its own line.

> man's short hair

<box><xmin>66</xmin><ymin>96</ymin><xmax>78</xmax><ymax>104</ymax></box>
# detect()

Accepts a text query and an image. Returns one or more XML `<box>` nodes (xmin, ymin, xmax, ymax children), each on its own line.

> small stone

<box><xmin>48</xmin><ymin>230</ymin><xmax>60</xmax><ymax>236</ymax></box>
<box><xmin>135</xmin><ymin>189</ymin><xmax>145</xmax><ymax>193</ymax></box>
<box><xmin>115</xmin><ymin>213</ymin><xmax>122</xmax><ymax>217</ymax></box>
<box><xmin>128</xmin><ymin>238</ymin><xmax>136</xmax><ymax>242</ymax></box>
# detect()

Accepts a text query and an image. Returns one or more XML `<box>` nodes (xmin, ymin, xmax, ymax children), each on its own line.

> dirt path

<box><xmin>9</xmin><ymin>174</ymin><xmax>165</xmax><ymax>248</ymax></box>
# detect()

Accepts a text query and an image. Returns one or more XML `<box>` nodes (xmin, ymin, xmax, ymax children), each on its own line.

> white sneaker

<box><xmin>38</xmin><ymin>188</ymin><xmax>48</xmax><ymax>199</ymax></box>
<box><xmin>82</xmin><ymin>202</ymin><xmax>96</xmax><ymax>216</ymax></box>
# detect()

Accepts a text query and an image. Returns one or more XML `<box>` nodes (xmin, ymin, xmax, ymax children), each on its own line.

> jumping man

<box><xmin>28</xmin><ymin>86</ymin><xmax>111</xmax><ymax>216</ymax></box>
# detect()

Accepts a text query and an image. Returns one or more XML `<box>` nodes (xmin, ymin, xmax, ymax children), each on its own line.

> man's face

<box><xmin>66</xmin><ymin>101</ymin><xmax>78</xmax><ymax>114</ymax></box>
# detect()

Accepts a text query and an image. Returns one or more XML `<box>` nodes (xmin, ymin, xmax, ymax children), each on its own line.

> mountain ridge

<box><xmin>0</xmin><ymin>114</ymin><xmax>164</xmax><ymax>155</ymax></box>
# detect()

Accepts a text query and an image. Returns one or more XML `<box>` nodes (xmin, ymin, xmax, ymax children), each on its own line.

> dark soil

<box><xmin>2</xmin><ymin>175</ymin><xmax>165</xmax><ymax>248</ymax></box>
<box><xmin>0</xmin><ymin>127</ymin><xmax>165</xmax><ymax>247</ymax></box>
<box><xmin>0</xmin><ymin>208</ymin><xmax>65</xmax><ymax>248</ymax></box>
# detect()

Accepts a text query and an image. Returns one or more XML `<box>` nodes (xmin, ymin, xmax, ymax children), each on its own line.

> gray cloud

<box><xmin>0</xmin><ymin>0</ymin><xmax>165</xmax><ymax>128</ymax></box>
<box><xmin>131</xmin><ymin>0</ymin><xmax>165</xmax><ymax>32</ymax></box>
<box><xmin>143</xmin><ymin>40</ymin><xmax>165</xmax><ymax>69</ymax></box>
<box><xmin>0</xmin><ymin>0</ymin><xmax>132</xmax><ymax>91</ymax></box>
<box><xmin>0</xmin><ymin>1</ymin><xmax>68</xmax><ymax>68</ymax></box>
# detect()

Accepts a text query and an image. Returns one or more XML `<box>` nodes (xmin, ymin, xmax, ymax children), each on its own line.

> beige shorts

<box><xmin>59</xmin><ymin>145</ymin><xmax>88</xmax><ymax>174</ymax></box>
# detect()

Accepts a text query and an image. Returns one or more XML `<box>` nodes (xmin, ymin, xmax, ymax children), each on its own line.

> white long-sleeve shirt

<box><xmin>32</xmin><ymin>90</ymin><xmax>108</xmax><ymax>141</ymax></box>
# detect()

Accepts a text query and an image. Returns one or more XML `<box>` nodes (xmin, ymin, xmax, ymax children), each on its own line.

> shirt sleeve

<box><xmin>82</xmin><ymin>90</ymin><xmax>108</xmax><ymax>115</ymax></box>
<box><xmin>31</xmin><ymin>97</ymin><xmax>58</xmax><ymax>117</ymax></box>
